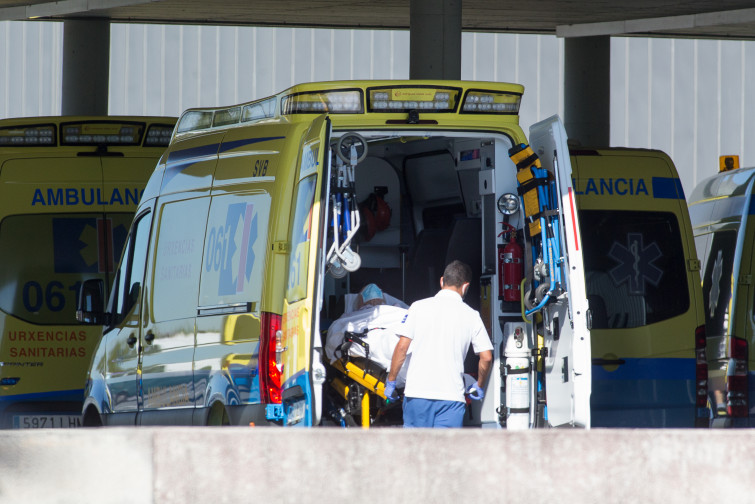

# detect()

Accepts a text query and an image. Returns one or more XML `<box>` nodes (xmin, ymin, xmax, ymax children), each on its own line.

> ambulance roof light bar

<box><xmin>144</xmin><ymin>124</ymin><xmax>176</xmax><ymax>147</ymax></box>
<box><xmin>175</xmin><ymin>96</ymin><xmax>279</xmax><ymax>136</ymax></box>
<box><xmin>282</xmin><ymin>89</ymin><xmax>363</xmax><ymax>114</ymax></box>
<box><xmin>60</xmin><ymin>121</ymin><xmax>145</xmax><ymax>146</ymax></box>
<box><xmin>0</xmin><ymin>124</ymin><xmax>56</xmax><ymax>146</ymax></box>
<box><xmin>461</xmin><ymin>90</ymin><xmax>521</xmax><ymax>114</ymax></box>
<box><xmin>367</xmin><ymin>86</ymin><xmax>460</xmax><ymax>113</ymax></box>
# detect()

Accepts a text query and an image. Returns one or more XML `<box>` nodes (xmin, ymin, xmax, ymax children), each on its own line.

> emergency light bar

<box><xmin>368</xmin><ymin>86</ymin><xmax>460</xmax><ymax>113</ymax></box>
<box><xmin>60</xmin><ymin>122</ymin><xmax>145</xmax><ymax>146</ymax></box>
<box><xmin>176</xmin><ymin>111</ymin><xmax>214</xmax><ymax>134</ymax></box>
<box><xmin>144</xmin><ymin>124</ymin><xmax>176</xmax><ymax>147</ymax></box>
<box><xmin>0</xmin><ymin>124</ymin><xmax>55</xmax><ymax>146</ymax></box>
<box><xmin>282</xmin><ymin>89</ymin><xmax>363</xmax><ymax>114</ymax></box>
<box><xmin>461</xmin><ymin>90</ymin><xmax>521</xmax><ymax>114</ymax></box>
<box><xmin>242</xmin><ymin>97</ymin><xmax>276</xmax><ymax>121</ymax></box>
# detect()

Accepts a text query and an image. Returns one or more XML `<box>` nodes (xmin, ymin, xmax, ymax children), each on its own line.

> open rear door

<box><xmin>528</xmin><ymin>116</ymin><xmax>591</xmax><ymax>428</ymax></box>
<box><xmin>280</xmin><ymin>115</ymin><xmax>331</xmax><ymax>427</ymax></box>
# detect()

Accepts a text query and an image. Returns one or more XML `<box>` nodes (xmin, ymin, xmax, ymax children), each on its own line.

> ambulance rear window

<box><xmin>0</xmin><ymin>213</ymin><xmax>130</xmax><ymax>324</ymax></box>
<box><xmin>697</xmin><ymin>230</ymin><xmax>737</xmax><ymax>338</ymax></box>
<box><xmin>579</xmin><ymin>210</ymin><xmax>690</xmax><ymax>329</ymax></box>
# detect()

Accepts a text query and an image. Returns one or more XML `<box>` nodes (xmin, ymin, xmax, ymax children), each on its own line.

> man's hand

<box><xmin>466</xmin><ymin>382</ymin><xmax>485</xmax><ymax>401</ymax></box>
<box><xmin>384</xmin><ymin>380</ymin><xmax>398</xmax><ymax>401</ymax></box>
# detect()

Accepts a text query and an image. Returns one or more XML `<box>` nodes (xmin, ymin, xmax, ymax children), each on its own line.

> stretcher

<box><xmin>326</xmin><ymin>329</ymin><xmax>402</xmax><ymax>428</ymax></box>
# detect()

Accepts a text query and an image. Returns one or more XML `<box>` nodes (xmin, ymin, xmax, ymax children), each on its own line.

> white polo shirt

<box><xmin>398</xmin><ymin>289</ymin><xmax>493</xmax><ymax>402</ymax></box>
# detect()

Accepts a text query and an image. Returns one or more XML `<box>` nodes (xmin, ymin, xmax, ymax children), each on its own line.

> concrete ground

<box><xmin>0</xmin><ymin>427</ymin><xmax>751</xmax><ymax>503</ymax></box>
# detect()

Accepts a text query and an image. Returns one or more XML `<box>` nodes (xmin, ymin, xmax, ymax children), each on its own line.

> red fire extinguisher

<box><xmin>498</xmin><ymin>223</ymin><xmax>523</xmax><ymax>302</ymax></box>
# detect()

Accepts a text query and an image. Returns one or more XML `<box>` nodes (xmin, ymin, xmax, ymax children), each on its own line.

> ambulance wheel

<box><xmin>82</xmin><ymin>406</ymin><xmax>102</xmax><ymax>427</ymax></box>
<box><xmin>206</xmin><ymin>403</ymin><xmax>230</xmax><ymax>426</ymax></box>
<box><xmin>336</xmin><ymin>133</ymin><xmax>368</xmax><ymax>164</ymax></box>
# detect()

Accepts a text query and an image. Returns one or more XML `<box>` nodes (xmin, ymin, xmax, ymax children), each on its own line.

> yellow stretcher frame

<box><xmin>329</xmin><ymin>358</ymin><xmax>390</xmax><ymax>428</ymax></box>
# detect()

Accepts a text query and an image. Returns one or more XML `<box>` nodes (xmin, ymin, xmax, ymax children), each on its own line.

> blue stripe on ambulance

<box><xmin>163</xmin><ymin>137</ymin><xmax>285</xmax><ymax>189</ymax></box>
<box><xmin>591</xmin><ymin>358</ymin><xmax>696</xmax><ymax>428</ymax></box>
<box><xmin>572</xmin><ymin>176</ymin><xmax>684</xmax><ymax>199</ymax></box>
<box><xmin>0</xmin><ymin>388</ymin><xmax>85</xmax><ymax>412</ymax></box>
<box><xmin>651</xmin><ymin>177</ymin><xmax>685</xmax><ymax>199</ymax></box>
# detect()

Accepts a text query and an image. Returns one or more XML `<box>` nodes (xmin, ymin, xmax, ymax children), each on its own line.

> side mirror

<box><xmin>76</xmin><ymin>278</ymin><xmax>108</xmax><ymax>325</ymax></box>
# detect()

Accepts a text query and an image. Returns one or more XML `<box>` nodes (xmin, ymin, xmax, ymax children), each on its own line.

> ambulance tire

<box><xmin>206</xmin><ymin>403</ymin><xmax>231</xmax><ymax>426</ymax></box>
<box><xmin>82</xmin><ymin>406</ymin><xmax>103</xmax><ymax>427</ymax></box>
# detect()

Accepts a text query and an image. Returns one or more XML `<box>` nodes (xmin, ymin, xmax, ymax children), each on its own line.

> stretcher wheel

<box><xmin>328</xmin><ymin>257</ymin><xmax>347</xmax><ymax>278</ymax></box>
<box><xmin>341</xmin><ymin>248</ymin><xmax>361</xmax><ymax>272</ymax></box>
<box><xmin>336</xmin><ymin>133</ymin><xmax>368</xmax><ymax>164</ymax></box>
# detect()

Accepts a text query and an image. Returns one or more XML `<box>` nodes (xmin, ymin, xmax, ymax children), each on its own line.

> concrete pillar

<box><xmin>409</xmin><ymin>0</ymin><xmax>462</xmax><ymax>80</ymax></box>
<box><xmin>564</xmin><ymin>36</ymin><xmax>610</xmax><ymax>147</ymax></box>
<box><xmin>62</xmin><ymin>19</ymin><xmax>110</xmax><ymax>116</ymax></box>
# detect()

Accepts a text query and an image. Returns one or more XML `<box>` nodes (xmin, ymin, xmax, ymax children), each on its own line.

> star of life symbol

<box><xmin>708</xmin><ymin>249</ymin><xmax>724</xmax><ymax>318</ymax></box>
<box><xmin>608</xmin><ymin>233</ymin><xmax>663</xmax><ymax>295</ymax></box>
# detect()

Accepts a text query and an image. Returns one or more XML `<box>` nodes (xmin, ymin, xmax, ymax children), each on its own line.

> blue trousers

<box><xmin>403</xmin><ymin>397</ymin><xmax>466</xmax><ymax>428</ymax></box>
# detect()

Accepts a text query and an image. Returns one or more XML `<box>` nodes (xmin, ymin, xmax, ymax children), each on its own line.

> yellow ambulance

<box><xmin>76</xmin><ymin>80</ymin><xmax>595</xmax><ymax>428</ymax></box>
<box><xmin>0</xmin><ymin>116</ymin><xmax>176</xmax><ymax>428</ymax></box>
<box><xmin>688</xmin><ymin>156</ymin><xmax>755</xmax><ymax>427</ymax></box>
<box><xmin>571</xmin><ymin>148</ymin><xmax>707</xmax><ymax>427</ymax></box>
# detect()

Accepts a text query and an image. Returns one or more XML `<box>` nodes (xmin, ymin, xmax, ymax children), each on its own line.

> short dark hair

<box><xmin>442</xmin><ymin>260</ymin><xmax>472</xmax><ymax>287</ymax></box>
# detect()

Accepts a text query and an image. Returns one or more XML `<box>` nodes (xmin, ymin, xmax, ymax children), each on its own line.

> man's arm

<box><xmin>387</xmin><ymin>336</ymin><xmax>412</xmax><ymax>382</ymax></box>
<box><xmin>476</xmin><ymin>350</ymin><xmax>493</xmax><ymax>389</ymax></box>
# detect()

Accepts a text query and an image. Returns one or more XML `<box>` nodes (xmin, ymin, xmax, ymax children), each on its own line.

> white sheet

<box><xmin>324</xmin><ymin>304</ymin><xmax>410</xmax><ymax>387</ymax></box>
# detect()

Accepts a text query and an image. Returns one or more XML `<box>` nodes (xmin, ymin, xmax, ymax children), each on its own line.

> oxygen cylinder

<box><xmin>503</xmin><ymin>322</ymin><xmax>530</xmax><ymax>430</ymax></box>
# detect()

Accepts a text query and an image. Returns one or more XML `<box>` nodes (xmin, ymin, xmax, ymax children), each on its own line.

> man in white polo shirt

<box><xmin>384</xmin><ymin>260</ymin><xmax>493</xmax><ymax>428</ymax></box>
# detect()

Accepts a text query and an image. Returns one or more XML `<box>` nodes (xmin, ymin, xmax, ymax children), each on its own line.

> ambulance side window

<box><xmin>700</xmin><ymin>230</ymin><xmax>737</xmax><ymax>338</ymax></box>
<box><xmin>111</xmin><ymin>212</ymin><xmax>151</xmax><ymax>325</ymax></box>
<box><xmin>152</xmin><ymin>199</ymin><xmax>208</xmax><ymax>322</ymax></box>
<box><xmin>286</xmin><ymin>175</ymin><xmax>317</xmax><ymax>303</ymax></box>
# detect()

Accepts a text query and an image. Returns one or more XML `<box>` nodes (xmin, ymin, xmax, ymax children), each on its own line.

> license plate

<box><xmin>286</xmin><ymin>399</ymin><xmax>306</xmax><ymax>425</ymax></box>
<box><xmin>13</xmin><ymin>415</ymin><xmax>82</xmax><ymax>429</ymax></box>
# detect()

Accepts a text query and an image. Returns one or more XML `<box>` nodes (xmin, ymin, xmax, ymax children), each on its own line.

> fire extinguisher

<box><xmin>498</xmin><ymin>223</ymin><xmax>523</xmax><ymax>302</ymax></box>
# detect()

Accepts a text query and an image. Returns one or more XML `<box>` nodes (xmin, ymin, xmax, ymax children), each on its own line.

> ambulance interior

<box><xmin>318</xmin><ymin>130</ymin><xmax>524</xmax><ymax>426</ymax></box>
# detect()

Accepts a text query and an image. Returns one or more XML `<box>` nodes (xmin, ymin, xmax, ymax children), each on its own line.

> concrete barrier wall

<box><xmin>0</xmin><ymin>428</ymin><xmax>753</xmax><ymax>503</ymax></box>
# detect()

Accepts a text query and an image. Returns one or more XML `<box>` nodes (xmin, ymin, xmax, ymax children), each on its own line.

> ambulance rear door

<box><xmin>528</xmin><ymin>116</ymin><xmax>592</xmax><ymax>428</ymax></box>
<box><xmin>280</xmin><ymin>115</ymin><xmax>331</xmax><ymax>427</ymax></box>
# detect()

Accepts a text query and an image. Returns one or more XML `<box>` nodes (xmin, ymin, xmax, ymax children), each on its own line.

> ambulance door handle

<box><xmin>144</xmin><ymin>331</ymin><xmax>155</xmax><ymax>345</ymax></box>
<box><xmin>126</xmin><ymin>334</ymin><xmax>137</xmax><ymax>347</ymax></box>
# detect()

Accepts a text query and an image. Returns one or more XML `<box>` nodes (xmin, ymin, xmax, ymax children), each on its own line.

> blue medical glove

<box><xmin>384</xmin><ymin>380</ymin><xmax>397</xmax><ymax>401</ymax></box>
<box><xmin>467</xmin><ymin>383</ymin><xmax>485</xmax><ymax>401</ymax></box>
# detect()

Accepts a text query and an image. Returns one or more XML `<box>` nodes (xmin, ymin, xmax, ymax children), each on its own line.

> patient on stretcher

<box><xmin>324</xmin><ymin>284</ymin><xmax>410</xmax><ymax>386</ymax></box>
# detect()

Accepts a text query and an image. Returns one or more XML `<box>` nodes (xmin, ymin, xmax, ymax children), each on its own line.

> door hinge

<box><xmin>740</xmin><ymin>274</ymin><xmax>752</xmax><ymax>285</ymax></box>
<box><xmin>272</xmin><ymin>241</ymin><xmax>289</xmax><ymax>254</ymax></box>
<box><xmin>688</xmin><ymin>259</ymin><xmax>701</xmax><ymax>272</ymax></box>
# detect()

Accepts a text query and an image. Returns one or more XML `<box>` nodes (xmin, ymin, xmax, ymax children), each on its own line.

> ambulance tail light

<box><xmin>0</xmin><ymin>124</ymin><xmax>56</xmax><ymax>146</ymax></box>
<box><xmin>461</xmin><ymin>90</ymin><xmax>521</xmax><ymax>114</ymax></box>
<box><xmin>695</xmin><ymin>325</ymin><xmax>708</xmax><ymax>407</ymax></box>
<box><xmin>259</xmin><ymin>312</ymin><xmax>283</xmax><ymax>404</ymax></box>
<box><xmin>367</xmin><ymin>86</ymin><xmax>460</xmax><ymax>113</ymax></box>
<box><xmin>726</xmin><ymin>335</ymin><xmax>749</xmax><ymax>418</ymax></box>
<box><xmin>282</xmin><ymin>90</ymin><xmax>363</xmax><ymax>114</ymax></box>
